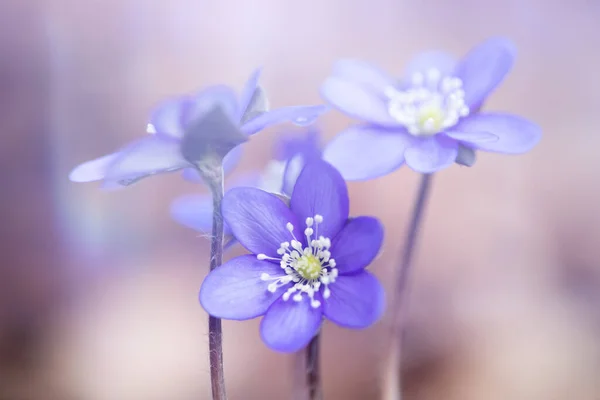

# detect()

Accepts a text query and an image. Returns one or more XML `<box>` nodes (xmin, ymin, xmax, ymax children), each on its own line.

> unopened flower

<box><xmin>321</xmin><ymin>37</ymin><xmax>542</xmax><ymax>178</ymax></box>
<box><xmin>199</xmin><ymin>160</ymin><xmax>385</xmax><ymax>352</ymax></box>
<box><xmin>171</xmin><ymin>129</ymin><xmax>323</xmax><ymax>235</ymax></box>
<box><xmin>69</xmin><ymin>69</ymin><xmax>327</xmax><ymax>187</ymax></box>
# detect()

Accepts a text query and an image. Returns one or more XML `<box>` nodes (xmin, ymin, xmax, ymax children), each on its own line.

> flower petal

<box><xmin>404</xmin><ymin>50</ymin><xmax>457</xmax><ymax>79</ymax></box>
<box><xmin>322</xmin><ymin>125</ymin><xmax>414</xmax><ymax>181</ymax></box>
<box><xmin>222</xmin><ymin>187</ymin><xmax>303</xmax><ymax>257</ymax></box>
<box><xmin>452</xmin><ymin>113</ymin><xmax>541</xmax><ymax>154</ymax></box>
<box><xmin>181</xmin><ymin>144</ymin><xmax>245</xmax><ymax>183</ymax></box>
<box><xmin>404</xmin><ymin>136</ymin><xmax>458</xmax><ymax>173</ymax></box>
<box><xmin>199</xmin><ymin>255</ymin><xmax>289</xmax><ymax>320</ymax></box>
<box><xmin>454</xmin><ymin>37</ymin><xmax>516</xmax><ymax>109</ymax></box>
<box><xmin>104</xmin><ymin>135</ymin><xmax>188</xmax><ymax>183</ymax></box>
<box><xmin>69</xmin><ymin>153</ymin><xmax>118</xmax><ymax>182</ymax></box>
<box><xmin>182</xmin><ymin>85</ymin><xmax>239</xmax><ymax>128</ymax></box>
<box><xmin>323</xmin><ymin>271</ymin><xmax>385</xmax><ymax>329</ymax></box>
<box><xmin>241</xmin><ymin>105</ymin><xmax>328</xmax><ymax>135</ymax></box>
<box><xmin>445</xmin><ymin>130</ymin><xmax>498</xmax><ymax>143</ymax></box>
<box><xmin>331</xmin><ymin>59</ymin><xmax>396</xmax><ymax>93</ymax></box>
<box><xmin>290</xmin><ymin>160</ymin><xmax>349</xmax><ymax>240</ymax></box>
<box><xmin>320</xmin><ymin>77</ymin><xmax>399</xmax><ymax>126</ymax></box>
<box><xmin>148</xmin><ymin>96</ymin><xmax>188</xmax><ymax>138</ymax></box>
<box><xmin>170</xmin><ymin>194</ymin><xmax>234</xmax><ymax>235</ymax></box>
<box><xmin>237</xmin><ymin>68</ymin><xmax>263</xmax><ymax>121</ymax></box>
<box><xmin>331</xmin><ymin>217</ymin><xmax>384</xmax><ymax>274</ymax></box>
<box><xmin>260</xmin><ymin>296</ymin><xmax>322</xmax><ymax>352</ymax></box>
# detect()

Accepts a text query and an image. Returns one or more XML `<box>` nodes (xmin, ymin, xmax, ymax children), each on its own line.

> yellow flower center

<box><xmin>295</xmin><ymin>254</ymin><xmax>323</xmax><ymax>280</ymax></box>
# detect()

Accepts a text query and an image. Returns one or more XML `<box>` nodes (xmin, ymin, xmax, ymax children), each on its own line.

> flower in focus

<box><xmin>321</xmin><ymin>37</ymin><xmax>542</xmax><ymax>178</ymax></box>
<box><xmin>69</xmin><ymin>69</ymin><xmax>327</xmax><ymax>188</ymax></box>
<box><xmin>171</xmin><ymin>129</ymin><xmax>323</xmax><ymax>235</ymax></box>
<box><xmin>199</xmin><ymin>160</ymin><xmax>385</xmax><ymax>352</ymax></box>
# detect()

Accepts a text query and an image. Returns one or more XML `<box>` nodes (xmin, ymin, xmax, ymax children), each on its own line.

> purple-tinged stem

<box><xmin>197</xmin><ymin>161</ymin><xmax>227</xmax><ymax>400</ymax></box>
<box><xmin>387</xmin><ymin>173</ymin><xmax>433</xmax><ymax>399</ymax></box>
<box><xmin>294</xmin><ymin>334</ymin><xmax>322</xmax><ymax>400</ymax></box>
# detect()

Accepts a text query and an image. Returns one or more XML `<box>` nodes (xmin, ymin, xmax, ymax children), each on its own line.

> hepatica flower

<box><xmin>200</xmin><ymin>160</ymin><xmax>385</xmax><ymax>352</ymax></box>
<box><xmin>69</xmin><ymin>69</ymin><xmax>326</xmax><ymax>187</ymax></box>
<box><xmin>321</xmin><ymin>37</ymin><xmax>542</xmax><ymax>179</ymax></box>
<box><xmin>171</xmin><ymin>129</ymin><xmax>322</xmax><ymax>235</ymax></box>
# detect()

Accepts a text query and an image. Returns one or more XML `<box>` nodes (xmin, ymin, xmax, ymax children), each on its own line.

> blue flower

<box><xmin>320</xmin><ymin>38</ymin><xmax>542</xmax><ymax>178</ymax></box>
<box><xmin>199</xmin><ymin>160</ymin><xmax>385</xmax><ymax>352</ymax></box>
<box><xmin>69</xmin><ymin>69</ymin><xmax>327</xmax><ymax>188</ymax></box>
<box><xmin>171</xmin><ymin>129</ymin><xmax>323</xmax><ymax>235</ymax></box>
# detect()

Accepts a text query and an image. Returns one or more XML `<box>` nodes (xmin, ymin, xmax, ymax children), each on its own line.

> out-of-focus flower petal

<box><xmin>331</xmin><ymin>59</ymin><xmax>396</xmax><ymax>93</ymax></box>
<box><xmin>445</xmin><ymin>130</ymin><xmax>498</xmax><ymax>143</ymax></box>
<box><xmin>69</xmin><ymin>153</ymin><xmax>118</xmax><ymax>183</ymax></box>
<box><xmin>170</xmin><ymin>194</ymin><xmax>232</xmax><ymax>235</ymax></box>
<box><xmin>321</xmin><ymin>77</ymin><xmax>399</xmax><ymax>127</ymax></box>
<box><xmin>454</xmin><ymin>37</ymin><xmax>516</xmax><ymax>109</ymax></box>
<box><xmin>455</xmin><ymin>145</ymin><xmax>476</xmax><ymax>167</ymax></box>
<box><xmin>323</xmin><ymin>125</ymin><xmax>414</xmax><ymax>181</ymax></box>
<box><xmin>237</xmin><ymin>68</ymin><xmax>263</xmax><ymax>121</ymax></box>
<box><xmin>404</xmin><ymin>50</ymin><xmax>457</xmax><ymax>80</ymax></box>
<box><xmin>404</xmin><ymin>136</ymin><xmax>458</xmax><ymax>173</ymax></box>
<box><xmin>453</xmin><ymin>113</ymin><xmax>541</xmax><ymax>154</ymax></box>
<box><xmin>148</xmin><ymin>96</ymin><xmax>188</xmax><ymax>138</ymax></box>
<box><xmin>241</xmin><ymin>105</ymin><xmax>327</xmax><ymax>135</ymax></box>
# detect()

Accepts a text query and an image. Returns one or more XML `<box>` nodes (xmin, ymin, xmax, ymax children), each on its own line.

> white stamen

<box><xmin>385</xmin><ymin>71</ymin><xmax>470</xmax><ymax>137</ymax></box>
<box><xmin>257</xmin><ymin>254</ymin><xmax>268</xmax><ymax>260</ymax></box>
<box><xmin>314</xmin><ymin>215</ymin><xmax>323</xmax><ymax>223</ymax></box>
<box><xmin>286</xmin><ymin>222</ymin><xmax>294</xmax><ymax>232</ymax></box>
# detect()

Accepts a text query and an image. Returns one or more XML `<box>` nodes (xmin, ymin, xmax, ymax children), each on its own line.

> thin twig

<box><xmin>386</xmin><ymin>173</ymin><xmax>433</xmax><ymax>400</ymax></box>
<box><xmin>294</xmin><ymin>334</ymin><xmax>322</xmax><ymax>400</ymax></box>
<box><xmin>198</xmin><ymin>162</ymin><xmax>227</xmax><ymax>400</ymax></box>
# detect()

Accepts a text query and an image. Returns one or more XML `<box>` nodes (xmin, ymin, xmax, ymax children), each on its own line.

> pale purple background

<box><xmin>1</xmin><ymin>0</ymin><xmax>599</xmax><ymax>399</ymax></box>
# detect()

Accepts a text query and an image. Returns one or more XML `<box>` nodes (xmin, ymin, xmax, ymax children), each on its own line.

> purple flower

<box><xmin>320</xmin><ymin>38</ymin><xmax>542</xmax><ymax>179</ymax></box>
<box><xmin>69</xmin><ymin>69</ymin><xmax>327</xmax><ymax>188</ymax></box>
<box><xmin>171</xmin><ymin>129</ymin><xmax>323</xmax><ymax>235</ymax></box>
<box><xmin>199</xmin><ymin>160</ymin><xmax>385</xmax><ymax>352</ymax></box>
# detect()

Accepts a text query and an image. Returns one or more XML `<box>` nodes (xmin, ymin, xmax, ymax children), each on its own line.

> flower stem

<box><xmin>196</xmin><ymin>161</ymin><xmax>227</xmax><ymax>400</ymax></box>
<box><xmin>294</xmin><ymin>334</ymin><xmax>322</xmax><ymax>400</ymax></box>
<box><xmin>387</xmin><ymin>173</ymin><xmax>433</xmax><ymax>399</ymax></box>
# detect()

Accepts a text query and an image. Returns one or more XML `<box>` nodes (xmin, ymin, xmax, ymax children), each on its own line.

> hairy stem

<box><xmin>293</xmin><ymin>334</ymin><xmax>322</xmax><ymax>400</ymax></box>
<box><xmin>197</xmin><ymin>161</ymin><xmax>227</xmax><ymax>400</ymax></box>
<box><xmin>386</xmin><ymin>173</ymin><xmax>433</xmax><ymax>400</ymax></box>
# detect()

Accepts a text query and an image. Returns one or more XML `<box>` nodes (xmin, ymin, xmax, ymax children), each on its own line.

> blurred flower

<box><xmin>69</xmin><ymin>69</ymin><xmax>327</xmax><ymax>188</ymax></box>
<box><xmin>321</xmin><ymin>37</ymin><xmax>542</xmax><ymax>178</ymax></box>
<box><xmin>170</xmin><ymin>129</ymin><xmax>323</xmax><ymax>235</ymax></box>
<box><xmin>199</xmin><ymin>160</ymin><xmax>385</xmax><ymax>352</ymax></box>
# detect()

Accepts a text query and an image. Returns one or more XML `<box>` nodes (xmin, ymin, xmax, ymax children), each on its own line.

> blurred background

<box><xmin>1</xmin><ymin>0</ymin><xmax>600</xmax><ymax>399</ymax></box>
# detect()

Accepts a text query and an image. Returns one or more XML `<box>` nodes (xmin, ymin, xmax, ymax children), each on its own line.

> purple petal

<box><xmin>454</xmin><ymin>37</ymin><xmax>516</xmax><ymax>109</ymax></box>
<box><xmin>404</xmin><ymin>50</ymin><xmax>457</xmax><ymax>79</ymax></box>
<box><xmin>104</xmin><ymin>135</ymin><xmax>188</xmax><ymax>183</ymax></box>
<box><xmin>282</xmin><ymin>154</ymin><xmax>305</xmax><ymax>197</ymax></box>
<box><xmin>453</xmin><ymin>113</ymin><xmax>541</xmax><ymax>154</ymax></box>
<box><xmin>182</xmin><ymin>85</ymin><xmax>239</xmax><ymax>128</ymax></box>
<box><xmin>322</xmin><ymin>125</ymin><xmax>414</xmax><ymax>181</ymax></box>
<box><xmin>331</xmin><ymin>59</ymin><xmax>396</xmax><ymax>93</ymax></box>
<box><xmin>445</xmin><ymin>130</ymin><xmax>498</xmax><ymax>143</ymax></box>
<box><xmin>199</xmin><ymin>255</ymin><xmax>289</xmax><ymax>320</ymax></box>
<box><xmin>404</xmin><ymin>136</ymin><xmax>458</xmax><ymax>173</ymax></box>
<box><xmin>320</xmin><ymin>77</ymin><xmax>399</xmax><ymax>127</ymax></box>
<box><xmin>260</xmin><ymin>296</ymin><xmax>322</xmax><ymax>352</ymax></box>
<box><xmin>331</xmin><ymin>217</ymin><xmax>384</xmax><ymax>274</ymax></box>
<box><xmin>241</xmin><ymin>105</ymin><xmax>328</xmax><ymax>135</ymax></box>
<box><xmin>222</xmin><ymin>187</ymin><xmax>303</xmax><ymax>257</ymax></box>
<box><xmin>148</xmin><ymin>96</ymin><xmax>188</xmax><ymax>138</ymax></box>
<box><xmin>170</xmin><ymin>194</ymin><xmax>232</xmax><ymax>235</ymax></box>
<box><xmin>237</xmin><ymin>68</ymin><xmax>262</xmax><ymax>121</ymax></box>
<box><xmin>290</xmin><ymin>160</ymin><xmax>349</xmax><ymax>240</ymax></box>
<box><xmin>69</xmin><ymin>153</ymin><xmax>118</xmax><ymax>182</ymax></box>
<box><xmin>323</xmin><ymin>271</ymin><xmax>385</xmax><ymax>329</ymax></box>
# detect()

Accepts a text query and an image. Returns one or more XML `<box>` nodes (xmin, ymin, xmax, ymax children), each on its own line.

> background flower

<box><xmin>199</xmin><ymin>160</ymin><xmax>385</xmax><ymax>352</ymax></box>
<box><xmin>321</xmin><ymin>37</ymin><xmax>542</xmax><ymax>178</ymax></box>
<box><xmin>171</xmin><ymin>129</ymin><xmax>323</xmax><ymax>235</ymax></box>
<box><xmin>69</xmin><ymin>70</ymin><xmax>327</xmax><ymax>188</ymax></box>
